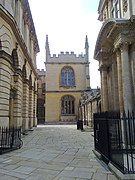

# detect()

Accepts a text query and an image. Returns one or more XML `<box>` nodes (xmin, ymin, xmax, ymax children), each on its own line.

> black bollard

<box><xmin>80</xmin><ymin>120</ymin><xmax>83</xmax><ymax>131</ymax></box>
<box><xmin>77</xmin><ymin>120</ymin><xmax>80</xmax><ymax>130</ymax></box>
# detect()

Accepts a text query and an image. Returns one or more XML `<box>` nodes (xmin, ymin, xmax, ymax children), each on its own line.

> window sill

<box><xmin>61</xmin><ymin>114</ymin><xmax>75</xmax><ymax>116</ymax></box>
<box><xmin>59</xmin><ymin>85</ymin><xmax>76</xmax><ymax>88</ymax></box>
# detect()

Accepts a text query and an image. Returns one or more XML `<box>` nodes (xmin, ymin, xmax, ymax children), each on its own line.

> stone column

<box><xmin>82</xmin><ymin>105</ymin><xmax>84</xmax><ymax>122</ymax></box>
<box><xmin>13</xmin><ymin>74</ymin><xmax>23</xmax><ymax>127</ymax></box>
<box><xmin>33</xmin><ymin>91</ymin><xmax>37</xmax><ymax>126</ymax></box>
<box><xmin>101</xmin><ymin>65</ymin><xmax>108</xmax><ymax>112</ymax></box>
<box><xmin>120</xmin><ymin>42</ymin><xmax>133</xmax><ymax>113</ymax></box>
<box><xmin>29</xmin><ymin>87</ymin><xmax>34</xmax><ymax>129</ymax></box>
<box><xmin>78</xmin><ymin>103</ymin><xmax>81</xmax><ymax>121</ymax></box>
<box><xmin>100</xmin><ymin>70</ymin><xmax>103</xmax><ymax>111</ymax></box>
<box><xmin>22</xmin><ymin>81</ymin><xmax>29</xmax><ymax>131</ymax></box>
<box><xmin>107</xmin><ymin>68</ymin><xmax>112</xmax><ymax>110</ymax></box>
<box><xmin>88</xmin><ymin>104</ymin><xmax>90</xmax><ymax>126</ymax></box>
<box><xmin>86</xmin><ymin>103</ymin><xmax>89</xmax><ymax>126</ymax></box>
<box><xmin>84</xmin><ymin>104</ymin><xmax>87</xmax><ymax>125</ymax></box>
<box><xmin>131</xmin><ymin>44</ymin><xmax>135</xmax><ymax>109</ymax></box>
<box><xmin>111</xmin><ymin>60</ymin><xmax>119</xmax><ymax>110</ymax></box>
<box><xmin>116</xmin><ymin>49</ymin><xmax>124</xmax><ymax>113</ymax></box>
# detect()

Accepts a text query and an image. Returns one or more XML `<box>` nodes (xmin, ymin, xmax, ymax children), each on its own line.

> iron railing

<box><xmin>0</xmin><ymin>127</ymin><xmax>23</xmax><ymax>154</ymax></box>
<box><xmin>94</xmin><ymin>111</ymin><xmax>135</xmax><ymax>174</ymax></box>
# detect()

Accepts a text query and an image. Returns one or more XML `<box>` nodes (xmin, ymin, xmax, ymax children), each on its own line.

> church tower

<box><xmin>45</xmin><ymin>36</ymin><xmax>90</xmax><ymax>122</ymax></box>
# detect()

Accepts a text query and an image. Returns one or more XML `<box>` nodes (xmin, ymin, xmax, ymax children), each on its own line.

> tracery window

<box><xmin>61</xmin><ymin>67</ymin><xmax>75</xmax><ymax>86</ymax></box>
<box><xmin>61</xmin><ymin>95</ymin><xmax>75</xmax><ymax>115</ymax></box>
<box><xmin>111</xmin><ymin>0</ymin><xmax>120</xmax><ymax>18</ymax></box>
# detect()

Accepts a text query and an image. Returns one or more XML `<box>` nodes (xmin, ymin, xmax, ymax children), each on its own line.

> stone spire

<box><xmin>85</xmin><ymin>35</ymin><xmax>90</xmax><ymax>90</ymax></box>
<box><xmin>45</xmin><ymin>35</ymin><xmax>50</xmax><ymax>61</ymax></box>
<box><xmin>85</xmin><ymin>35</ymin><xmax>89</xmax><ymax>62</ymax></box>
<box><xmin>85</xmin><ymin>35</ymin><xmax>89</xmax><ymax>49</ymax></box>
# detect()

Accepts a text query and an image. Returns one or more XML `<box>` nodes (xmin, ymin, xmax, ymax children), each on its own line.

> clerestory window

<box><xmin>61</xmin><ymin>95</ymin><xmax>75</xmax><ymax>115</ymax></box>
<box><xmin>61</xmin><ymin>67</ymin><xmax>75</xmax><ymax>87</ymax></box>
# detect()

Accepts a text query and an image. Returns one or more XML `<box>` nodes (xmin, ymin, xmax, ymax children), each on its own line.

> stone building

<box><xmin>45</xmin><ymin>35</ymin><xmax>90</xmax><ymax>122</ymax></box>
<box><xmin>94</xmin><ymin>0</ymin><xmax>135</xmax><ymax>113</ymax></box>
<box><xmin>37</xmin><ymin>69</ymin><xmax>46</xmax><ymax>124</ymax></box>
<box><xmin>0</xmin><ymin>0</ymin><xmax>39</xmax><ymax>129</ymax></box>
<box><xmin>78</xmin><ymin>89</ymin><xmax>101</xmax><ymax>128</ymax></box>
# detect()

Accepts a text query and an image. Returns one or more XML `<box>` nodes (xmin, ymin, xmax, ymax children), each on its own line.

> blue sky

<box><xmin>28</xmin><ymin>0</ymin><xmax>101</xmax><ymax>88</ymax></box>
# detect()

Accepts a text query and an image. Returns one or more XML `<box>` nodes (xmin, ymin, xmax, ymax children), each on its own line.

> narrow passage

<box><xmin>0</xmin><ymin>124</ymin><xmax>117</xmax><ymax>180</ymax></box>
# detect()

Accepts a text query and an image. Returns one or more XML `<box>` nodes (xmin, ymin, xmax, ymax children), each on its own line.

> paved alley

<box><xmin>0</xmin><ymin>124</ymin><xmax>118</xmax><ymax>180</ymax></box>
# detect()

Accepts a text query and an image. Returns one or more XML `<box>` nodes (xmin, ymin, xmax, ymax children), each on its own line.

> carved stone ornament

<box><xmin>123</xmin><ymin>0</ymin><xmax>128</xmax><ymax>12</ymax></box>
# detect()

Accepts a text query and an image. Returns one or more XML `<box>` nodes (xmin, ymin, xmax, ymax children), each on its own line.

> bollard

<box><xmin>77</xmin><ymin>120</ymin><xmax>80</xmax><ymax>130</ymax></box>
<box><xmin>80</xmin><ymin>120</ymin><xmax>83</xmax><ymax>131</ymax></box>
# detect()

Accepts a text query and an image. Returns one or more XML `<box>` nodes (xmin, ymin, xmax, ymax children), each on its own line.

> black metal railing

<box><xmin>94</xmin><ymin>111</ymin><xmax>135</xmax><ymax>174</ymax></box>
<box><xmin>0</xmin><ymin>127</ymin><xmax>23</xmax><ymax>154</ymax></box>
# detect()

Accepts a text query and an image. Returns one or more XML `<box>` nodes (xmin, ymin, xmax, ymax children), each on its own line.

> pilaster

<box><xmin>33</xmin><ymin>91</ymin><xmax>37</xmax><ymax>126</ymax></box>
<box><xmin>131</xmin><ymin>44</ymin><xmax>135</xmax><ymax>109</ymax></box>
<box><xmin>22</xmin><ymin>80</ymin><xmax>29</xmax><ymax>131</ymax></box>
<box><xmin>13</xmin><ymin>74</ymin><xmax>23</xmax><ymax>127</ymax></box>
<box><xmin>120</xmin><ymin>42</ymin><xmax>133</xmax><ymax>113</ymax></box>
<box><xmin>116</xmin><ymin>49</ymin><xmax>124</xmax><ymax>113</ymax></box>
<box><xmin>111</xmin><ymin>60</ymin><xmax>119</xmax><ymax>110</ymax></box>
<box><xmin>29</xmin><ymin>87</ymin><xmax>34</xmax><ymax>128</ymax></box>
<box><xmin>100</xmin><ymin>65</ymin><xmax>108</xmax><ymax>112</ymax></box>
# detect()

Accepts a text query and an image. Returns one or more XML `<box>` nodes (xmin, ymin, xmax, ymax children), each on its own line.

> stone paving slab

<box><xmin>0</xmin><ymin>124</ymin><xmax>118</xmax><ymax>180</ymax></box>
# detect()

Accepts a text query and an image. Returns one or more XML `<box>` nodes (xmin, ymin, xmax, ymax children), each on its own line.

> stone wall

<box><xmin>0</xmin><ymin>0</ymin><xmax>39</xmax><ymax>129</ymax></box>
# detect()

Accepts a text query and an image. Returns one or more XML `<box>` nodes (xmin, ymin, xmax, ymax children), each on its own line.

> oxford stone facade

<box><xmin>0</xmin><ymin>0</ymin><xmax>39</xmax><ymax>129</ymax></box>
<box><xmin>94</xmin><ymin>0</ymin><xmax>135</xmax><ymax>113</ymax></box>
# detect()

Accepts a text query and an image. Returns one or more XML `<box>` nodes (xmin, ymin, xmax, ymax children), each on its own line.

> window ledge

<box><xmin>61</xmin><ymin>114</ymin><xmax>75</xmax><ymax>116</ymax></box>
<box><xmin>60</xmin><ymin>114</ymin><xmax>77</xmax><ymax>121</ymax></box>
<box><xmin>60</xmin><ymin>85</ymin><xmax>76</xmax><ymax>88</ymax></box>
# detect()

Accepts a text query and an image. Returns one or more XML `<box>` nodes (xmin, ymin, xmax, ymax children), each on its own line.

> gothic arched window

<box><xmin>61</xmin><ymin>95</ymin><xmax>75</xmax><ymax>115</ymax></box>
<box><xmin>61</xmin><ymin>67</ymin><xmax>75</xmax><ymax>86</ymax></box>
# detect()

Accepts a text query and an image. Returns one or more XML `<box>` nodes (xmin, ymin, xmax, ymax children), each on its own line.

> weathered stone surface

<box><xmin>0</xmin><ymin>125</ymin><xmax>118</xmax><ymax>179</ymax></box>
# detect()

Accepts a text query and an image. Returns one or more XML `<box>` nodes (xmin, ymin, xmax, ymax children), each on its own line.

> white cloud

<box><xmin>29</xmin><ymin>0</ymin><xmax>101</xmax><ymax>88</ymax></box>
